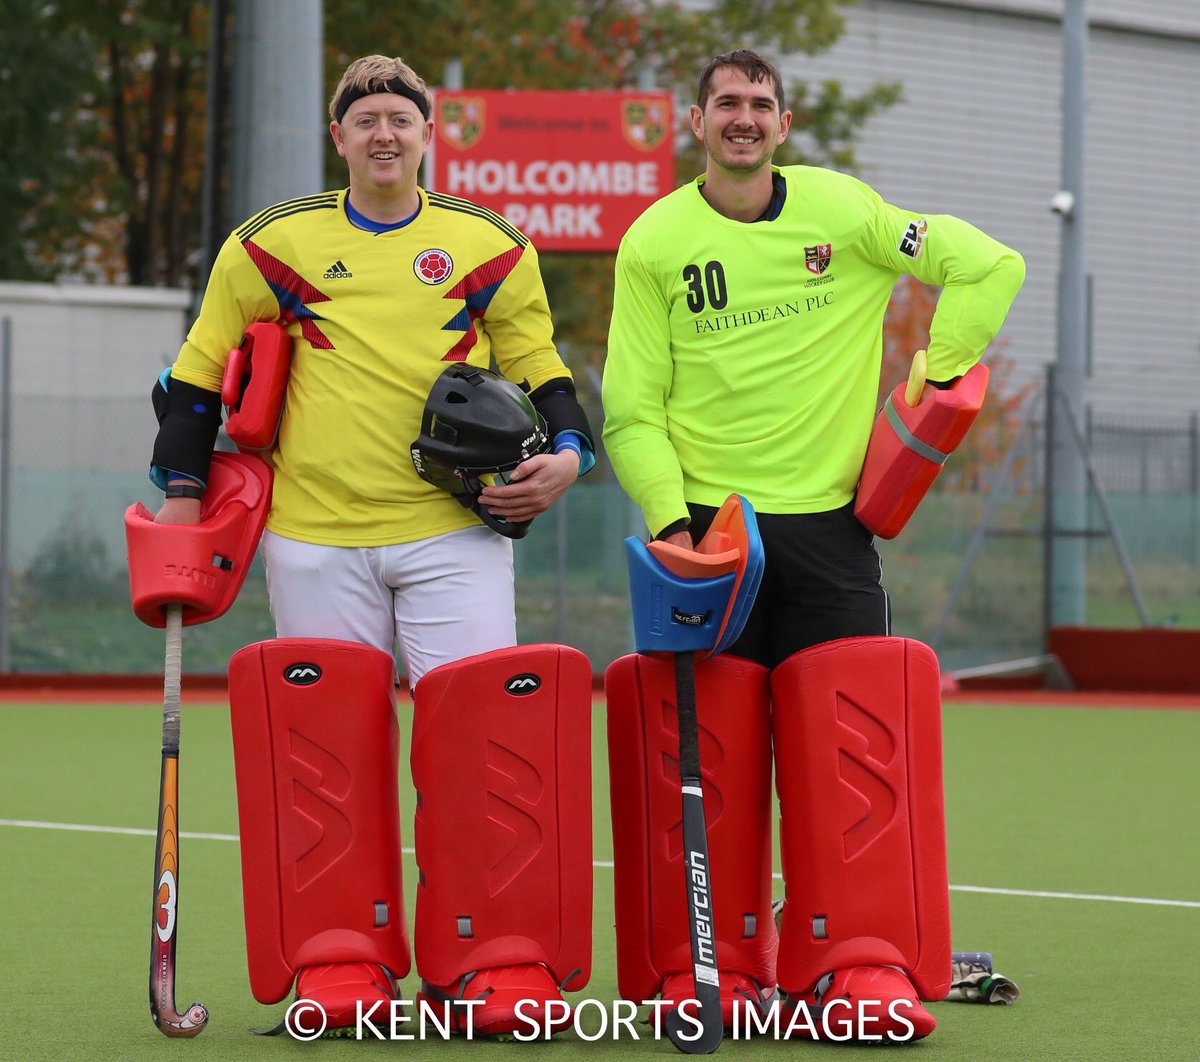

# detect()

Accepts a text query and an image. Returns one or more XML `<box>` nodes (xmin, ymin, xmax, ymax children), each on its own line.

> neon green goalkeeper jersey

<box><xmin>602</xmin><ymin>165</ymin><xmax>1025</xmax><ymax>536</ymax></box>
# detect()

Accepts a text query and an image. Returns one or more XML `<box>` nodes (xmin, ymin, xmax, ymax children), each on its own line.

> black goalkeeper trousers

<box><xmin>686</xmin><ymin>500</ymin><xmax>890</xmax><ymax>671</ymax></box>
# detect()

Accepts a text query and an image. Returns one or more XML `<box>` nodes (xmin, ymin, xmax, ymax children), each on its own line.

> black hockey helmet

<box><xmin>411</xmin><ymin>364</ymin><xmax>551</xmax><ymax>539</ymax></box>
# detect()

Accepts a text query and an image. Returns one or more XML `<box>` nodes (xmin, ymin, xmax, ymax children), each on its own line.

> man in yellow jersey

<box><xmin>602</xmin><ymin>50</ymin><xmax>1023</xmax><ymax>1042</ymax></box>
<box><xmin>146</xmin><ymin>56</ymin><xmax>595</xmax><ymax>1036</ymax></box>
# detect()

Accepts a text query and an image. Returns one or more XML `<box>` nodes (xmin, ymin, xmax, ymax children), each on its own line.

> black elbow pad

<box><xmin>150</xmin><ymin>374</ymin><xmax>223</xmax><ymax>487</ymax></box>
<box><xmin>527</xmin><ymin>377</ymin><xmax>594</xmax><ymax>448</ymax></box>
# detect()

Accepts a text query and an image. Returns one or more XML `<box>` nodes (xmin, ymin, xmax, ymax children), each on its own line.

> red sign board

<box><xmin>428</xmin><ymin>90</ymin><xmax>674</xmax><ymax>252</ymax></box>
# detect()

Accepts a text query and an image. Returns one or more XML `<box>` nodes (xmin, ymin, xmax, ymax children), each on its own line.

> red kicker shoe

<box><xmin>659</xmin><ymin>971</ymin><xmax>778</xmax><ymax>1031</ymax></box>
<box><xmin>292</xmin><ymin>962</ymin><xmax>398</xmax><ymax>1035</ymax></box>
<box><xmin>417</xmin><ymin>963</ymin><xmax>574</xmax><ymax>1037</ymax></box>
<box><xmin>781</xmin><ymin>965</ymin><xmax>937</xmax><ymax>1043</ymax></box>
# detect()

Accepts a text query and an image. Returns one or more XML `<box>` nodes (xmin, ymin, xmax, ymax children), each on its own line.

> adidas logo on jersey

<box><xmin>323</xmin><ymin>259</ymin><xmax>353</xmax><ymax>279</ymax></box>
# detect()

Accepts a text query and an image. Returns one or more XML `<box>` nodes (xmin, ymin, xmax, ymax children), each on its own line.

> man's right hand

<box><xmin>660</xmin><ymin>530</ymin><xmax>694</xmax><ymax>549</ymax></box>
<box><xmin>154</xmin><ymin>497</ymin><xmax>202</xmax><ymax>525</ymax></box>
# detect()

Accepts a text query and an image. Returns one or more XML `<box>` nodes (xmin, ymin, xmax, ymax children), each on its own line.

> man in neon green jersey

<box><xmin>602</xmin><ymin>49</ymin><xmax>1024</xmax><ymax>1042</ymax></box>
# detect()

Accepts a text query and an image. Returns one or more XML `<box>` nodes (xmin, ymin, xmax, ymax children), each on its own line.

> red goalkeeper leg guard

<box><xmin>771</xmin><ymin>636</ymin><xmax>950</xmax><ymax>1042</ymax></box>
<box><xmin>606</xmin><ymin>651</ymin><xmax>777</xmax><ymax>1029</ymax></box>
<box><xmin>410</xmin><ymin>645</ymin><xmax>592</xmax><ymax>1037</ymax></box>
<box><xmin>228</xmin><ymin>639</ymin><xmax>411</xmax><ymax>1031</ymax></box>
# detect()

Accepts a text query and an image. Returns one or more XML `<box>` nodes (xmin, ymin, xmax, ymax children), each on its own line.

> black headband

<box><xmin>335</xmin><ymin>78</ymin><xmax>430</xmax><ymax>123</ymax></box>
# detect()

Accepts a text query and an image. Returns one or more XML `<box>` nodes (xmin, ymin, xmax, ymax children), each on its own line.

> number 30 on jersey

<box><xmin>682</xmin><ymin>261</ymin><xmax>728</xmax><ymax>312</ymax></box>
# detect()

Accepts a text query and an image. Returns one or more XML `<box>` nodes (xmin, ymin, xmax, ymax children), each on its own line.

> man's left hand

<box><xmin>478</xmin><ymin>450</ymin><xmax>580</xmax><ymax>523</ymax></box>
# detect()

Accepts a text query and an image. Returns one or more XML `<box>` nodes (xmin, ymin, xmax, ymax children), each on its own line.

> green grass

<box><xmin>2</xmin><ymin>697</ymin><xmax>1198</xmax><ymax>1060</ymax></box>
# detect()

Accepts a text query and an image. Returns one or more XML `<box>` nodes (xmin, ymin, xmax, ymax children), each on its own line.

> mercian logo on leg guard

<box><xmin>287</xmin><ymin>730</ymin><xmax>353</xmax><ymax>890</ymax></box>
<box><xmin>486</xmin><ymin>741</ymin><xmax>543</xmax><ymax>895</ymax></box>
<box><xmin>835</xmin><ymin>693</ymin><xmax>899</xmax><ymax>859</ymax></box>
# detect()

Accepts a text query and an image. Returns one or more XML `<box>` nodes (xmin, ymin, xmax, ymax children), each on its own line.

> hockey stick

<box><xmin>148</xmin><ymin>603</ymin><xmax>209</xmax><ymax>1038</ymax></box>
<box><xmin>663</xmin><ymin>649</ymin><xmax>723</xmax><ymax>1055</ymax></box>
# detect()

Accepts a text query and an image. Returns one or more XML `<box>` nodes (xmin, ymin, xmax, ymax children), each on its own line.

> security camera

<box><xmin>1049</xmin><ymin>190</ymin><xmax>1075</xmax><ymax>217</ymax></box>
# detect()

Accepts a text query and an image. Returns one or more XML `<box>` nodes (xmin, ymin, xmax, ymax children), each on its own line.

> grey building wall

<box><xmin>947</xmin><ymin>0</ymin><xmax>1200</xmax><ymax>36</ymax></box>
<box><xmin>783</xmin><ymin>0</ymin><xmax>1200</xmax><ymax>417</ymax></box>
<box><xmin>0</xmin><ymin>283</ymin><xmax>191</xmax><ymax>569</ymax></box>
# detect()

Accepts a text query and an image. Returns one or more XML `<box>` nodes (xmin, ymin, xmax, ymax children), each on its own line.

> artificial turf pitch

<box><xmin>2</xmin><ymin>695</ymin><xmax>1197</xmax><ymax>1061</ymax></box>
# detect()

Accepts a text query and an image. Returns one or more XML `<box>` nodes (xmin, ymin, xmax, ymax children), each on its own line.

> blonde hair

<box><xmin>329</xmin><ymin>55</ymin><xmax>433</xmax><ymax>122</ymax></box>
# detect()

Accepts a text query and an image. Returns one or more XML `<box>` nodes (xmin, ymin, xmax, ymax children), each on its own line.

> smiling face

<box><xmin>329</xmin><ymin>92</ymin><xmax>432</xmax><ymax>204</ymax></box>
<box><xmin>690</xmin><ymin>66</ymin><xmax>791</xmax><ymax>176</ymax></box>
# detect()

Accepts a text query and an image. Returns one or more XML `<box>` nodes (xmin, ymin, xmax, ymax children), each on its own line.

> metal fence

<box><xmin>2</xmin><ymin>362</ymin><xmax>1197</xmax><ymax>676</ymax></box>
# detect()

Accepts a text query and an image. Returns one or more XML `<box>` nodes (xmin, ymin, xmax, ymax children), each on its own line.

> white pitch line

<box><xmin>947</xmin><ymin>883</ymin><xmax>1200</xmax><ymax>909</ymax></box>
<box><xmin>0</xmin><ymin>818</ymin><xmax>239</xmax><ymax>842</ymax></box>
<box><xmin>4</xmin><ymin>818</ymin><xmax>1198</xmax><ymax>910</ymax></box>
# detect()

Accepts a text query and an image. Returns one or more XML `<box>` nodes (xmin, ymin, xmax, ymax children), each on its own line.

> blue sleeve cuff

<box><xmin>553</xmin><ymin>431</ymin><xmax>595</xmax><ymax>477</ymax></box>
<box><xmin>149</xmin><ymin>465</ymin><xmax>207</xmax><ymax>492</ymax></box>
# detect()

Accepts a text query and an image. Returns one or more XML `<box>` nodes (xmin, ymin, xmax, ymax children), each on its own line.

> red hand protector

<box><xmin>125</xmin><ymin>451</ymin><xmax>273</xmax><ymax>627</ymax></box>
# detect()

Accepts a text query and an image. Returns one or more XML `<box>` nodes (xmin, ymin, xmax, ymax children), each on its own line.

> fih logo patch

<box><xmin>284</xmin><ymin>663</ymin><xmax>322</xmax><ymax>686</ymax></box>
<box><xmin>504</xmin><ymin>673</ymin><xmax>541</xmax><ymax>696</ymax></box>
<box><xmin>898</xmin><ymin>218</ymin><xmax>928</xmax><ymax>259</ymax></box>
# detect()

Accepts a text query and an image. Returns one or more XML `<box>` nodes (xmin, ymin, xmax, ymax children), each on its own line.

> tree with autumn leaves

<box><xmin>1</xmin><ymin>0</ymin><xmax>896</xmax><ymax>285</ymax></box>
<box><xmin>882</xmin><ymin>276</ymin><xmax>1033</xmax><ymax>492</ymax></box>
<box><xmin>1</xmin><ymin>0</ymin><xmax>208</xmax><ymax>286</ymax></box>
<box><xmin>1</xmin><ymin>0</ymin><xmax>1020</xmax><ymax>488</ymax></box>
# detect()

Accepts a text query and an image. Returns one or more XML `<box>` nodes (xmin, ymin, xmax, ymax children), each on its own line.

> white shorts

<box><xmin>261</xmin><ymin>525</ymin><xmax>516</xmax><ymax>688</ymax></box>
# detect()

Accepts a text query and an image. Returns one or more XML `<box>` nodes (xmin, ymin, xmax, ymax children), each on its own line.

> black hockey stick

<box><xmin>148</xmin><ymin>604</ymin><xmax>209</xmax><ymax>1038</ymax></box>
<box><xmin>663</xmin><ymin>650</ymin><xmax>723</xmax><ymax>1055</ymax></box>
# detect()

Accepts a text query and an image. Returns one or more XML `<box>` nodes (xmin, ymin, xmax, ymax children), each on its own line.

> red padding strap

<box><xmin>855</xmin><ymin>363</ymin><xmax>988</xmax><ymax>539</ymax></box>
<box><xmin>124</xmin><ymin>451</ymin><xmax>272</xmax><ymax>627</ymax></box>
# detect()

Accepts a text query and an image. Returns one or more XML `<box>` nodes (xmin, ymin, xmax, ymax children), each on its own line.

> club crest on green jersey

<box><xmin>805</xmin><ymin>243</ymin><xmax>832</xmax><ymax>275</ymax></box>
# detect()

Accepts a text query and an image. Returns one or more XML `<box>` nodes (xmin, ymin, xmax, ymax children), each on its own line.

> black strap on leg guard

<box><xmin>150</xmin><ymin>374</ymin><xmax>223</xmax><ymax>487</ymax></box>
<box><xmin>526</xmin><ymin>377</ymin><xmax>594</xmax><ymax>448</ymax></box>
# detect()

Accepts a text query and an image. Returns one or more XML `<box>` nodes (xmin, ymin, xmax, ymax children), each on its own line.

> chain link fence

<box><xmin>2</xmin><ymin>355</ymin><xmax>1197</xmax><ymax>676</ymax></box>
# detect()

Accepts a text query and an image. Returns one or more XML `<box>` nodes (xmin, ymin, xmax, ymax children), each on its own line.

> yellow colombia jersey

<box><xmin>602</xmin><ymin>165</ymin><xmax>1026</xmax><ymax>537</ymax></box>
<box><xmin>171</xmin><ymin>187</ymin><xmax>571</xmax><ymax>546</ymax></box>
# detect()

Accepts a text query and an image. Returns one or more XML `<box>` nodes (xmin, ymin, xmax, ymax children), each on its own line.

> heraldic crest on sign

<box><xmin>621</xmin><ymin>98</ymin><xmax>668</xmax><ymax>151</ymax></box>
<box><xmin>437</xmin><ymin>97</ymin><xmax>485</xmax><ymax>149</ymax></box>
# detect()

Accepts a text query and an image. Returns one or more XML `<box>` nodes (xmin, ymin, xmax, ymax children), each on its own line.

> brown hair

<box><xmin>696</xmin><ymin>49</ymin><xmax>786</xmax><ymax>112</ymax></box>
<box><xmin>329</xmin><ymin>55</ymin><xmax>433</xmax><ymax>122</ymax></box>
